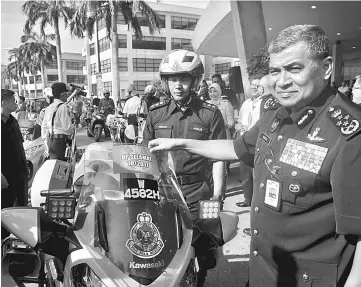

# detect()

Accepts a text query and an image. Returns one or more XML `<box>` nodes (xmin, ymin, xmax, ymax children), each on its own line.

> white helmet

<box><xmin>144</xmin><ymin>85</ymin><xmax>156</xmax><ymax>94</ymax></box>
<box><xmin>159</xmin><ymin>49</ymin><xmax>204</xmax><ymax>93</ymax></box>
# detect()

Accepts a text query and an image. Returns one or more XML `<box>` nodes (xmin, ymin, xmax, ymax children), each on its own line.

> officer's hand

<box><xmin>148</xmin><ymin>138</ymin><xmax>179</xmax><ymax>153</ymax></box>
<box><xmin>1</xmin><ymin>172</ymin><xmax>9</xmax><ymax>189</ymax></box>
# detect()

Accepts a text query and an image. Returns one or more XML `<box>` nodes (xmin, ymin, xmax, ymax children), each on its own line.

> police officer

<box><xmin>144</xmin><ymin>84</ymin><xmax>160</xmax><ymax>110</ymax></box>
<box><xmin>148</xmin><ymin>25</ymin><xmax>361</xmax><ymax>287</ymax></box>
<box><xmin>41</xmin><ymin>82</ymin><xmax>78</xmax><ymax>160</ymax></box>
<box><xmin>143</xmin><ymin>49</ymin><xmax>227</xmax><ymax>286</ymax></box>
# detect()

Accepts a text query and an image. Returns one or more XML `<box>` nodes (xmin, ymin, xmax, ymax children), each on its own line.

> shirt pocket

<box><xmin>186</xmin><ymin>125</ymin><xmax>209</xmax><ymax>140</ymax></box>
<box><xmin>154</xmin><ymin>125</ymin><xmax>173</xmax><ymax>139</ymax></box>
<box><xmin>279</xmin><ymin>168</ymin><xmax>317</xmax><ymax>210</ymax></box>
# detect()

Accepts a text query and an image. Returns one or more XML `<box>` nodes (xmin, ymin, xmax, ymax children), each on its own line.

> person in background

<box><xmin>16</xmin><ymin>96</ymin><xmax>26</xmax><ymax>112</ymax></box>
<box><xmin>352</xmin><ymin>77</ymin><xmax>361</xmax><ymax>106</ymax></box>
<box><xmin>98</xmin><ymin>90</ymin><xmax>115</xmax><ymax>117</ymax></box>
<box><xmin>197</xmin><ymin>80</ymin><xmax>210</xmax><ymax>101</ymax></box>
<box><xmin>143</xmin><ymin>84</ymin><xmax>160</xmax><ymax>110</ymax></box>
<box><xmin>148</xmin><ymin>24</ymin><xmax>361</xmax><ymax>287</ymax></box>
<box><xmin>331</xmin><ymin>81</ymin><xmax>337</xmax><ymax>89</ymax></box>
<box><xmin>41</xmin><ymin>83</ymin><xmax>78</xmax><ymax>160</ymax></box>
<box><xmin>212</xmin><ymin>73</ymin><xmax>239</xmax><ymax>110</ymax></box>
<box><xmin>122</xmin><ymin>90</ymin><xmax>148</xmax><ymax>118</ymax></box>
<box><xmin>33</xmin><ymin>94</ymin><xmax>53</xmax><ymax>140</ymax></box>
<box><xmin>1</xmin><ymin>89</ymin><xmax>28</xmax><ymax>239</ymax></box>
<box><xmin>338</xmin><ymin>80</ymin><xmax>349</xmax><ymax>94</ymax></box>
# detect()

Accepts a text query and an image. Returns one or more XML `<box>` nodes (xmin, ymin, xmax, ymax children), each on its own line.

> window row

<box><xmin>67</xmin><ymin>75</ymin><xmax>86</xmax><ymax>84</ymax></box>
<box><xmin>171</xmin><ymin>38</ymin><xmax>193</xmax><ymax>51</ymax></box>
<box><xmin>171</xmin><ymin>16</ymin><xmax>198</xmax><ymax>31</ymax></box>
<box><xmin>66</xmin><ymin>61</ymin><xmax>84</xmax><ymax>71</ymax></box>
<box><xmin>215</xmin><ymin>62</ymin><xmax>231</xmax><ymax>75</ymax></box>
<box><xmin>133</xmin><ymin>58</ymin><xmax>161</xmax><ymax>72</ymax></box>
<box><xmin>98</xmin><ymin>13</ymin><xmax>166</xmax><ymax>29</ymax></box>
<box><xmin>132</xmin><ymin>35</ymin><xmax>166</xmax><ymax>50</ymax></box>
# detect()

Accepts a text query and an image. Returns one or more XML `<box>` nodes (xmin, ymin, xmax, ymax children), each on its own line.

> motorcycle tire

<box><xmin>86</xmin><ymin>129</ymin><xmax>93</xmax><ymax>137</ymax></box>
<box><xmin>94</xmin><ymin>127</ymin><xmax>102</xmax><ymax>142</ymax></box>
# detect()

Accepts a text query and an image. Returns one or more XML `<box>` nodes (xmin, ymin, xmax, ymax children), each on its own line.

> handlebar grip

<box><xmin>40</xmin><ymin>189</ymin><xmax>74</xmax><ymax>197</ymax></box>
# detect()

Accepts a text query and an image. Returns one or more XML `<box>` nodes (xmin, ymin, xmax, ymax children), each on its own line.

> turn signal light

<box><xmin>199</xmin><ymin>200</ymin><xmax>220</xmax><ymax>219</ymax></box>
<box><xmin>47</xmin><ymin>197</ymin><xmax>76</xmax><ymax>219</ymax></box>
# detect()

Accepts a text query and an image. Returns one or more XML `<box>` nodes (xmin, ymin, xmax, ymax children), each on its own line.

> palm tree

<box><xmin>8</xmin><ymin>48</ymin><xmax>25</xmax><ymax>97</ymax></box>
<box><xmin>22</xmin><ymin>0</ymin><xmax>75</xmax><ymax>82</ymax></box>
<box><xmin>69</xmin><ymin>0</ymin><xmax>160</xmax><ymax>103</ymax></box>
<box><xmin>1</xmin><ymin>66</ymin><xmax>14</xmax><ymax>90</ymax></box>
<box><xmin>20</xmin><ymin>31</ymin><xmax>57</xmax><ymax>90</ymax></box>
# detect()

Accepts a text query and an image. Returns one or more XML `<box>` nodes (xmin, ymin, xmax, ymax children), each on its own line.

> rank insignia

<box><xmin>288</xmin><ymin>183</ymin><xmax>301</xmax><ymax>194</ymax></box>
<box><xmin>307</xmin><ymin>127</ymin><xmax>326</xmax><ymax>143</ymax></box>
<box><xmin>263</xmin><ymin>97</ymin><xmax>280</xmax><ymax>111</ymax></box>
<box><xmin>327</xmin><ymin>105</ymin><xmax>361</xmax><ymax>139</ymax></box>
<box><xmin>269</xmin><ymin>118</ymin><xmax>280</xmax><ymax>133</ymax></box>
<box><xmin>296</xmin><ymin>109</ymin><xmax>315</xmax><ymax>129</ymax></box>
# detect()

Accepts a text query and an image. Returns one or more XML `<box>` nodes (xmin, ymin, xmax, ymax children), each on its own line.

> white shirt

<box><xmin>238</xmin><ymin>96</ymin><xmax>263</xmax><ymax>130</ymax></box>
<box><xmin>123</xmin><ymin>96</ymin><xmax>148</xmax><ymax>115</ymax></box>
<box><xmin>338</xmin><ymin>86</ymin><xmax>349</xmax><ymax>94</ymax></box>
<box><xmin>41</xmin><ymin>99</ymin><xmax>73</xmax><ymax>140</ymax></box>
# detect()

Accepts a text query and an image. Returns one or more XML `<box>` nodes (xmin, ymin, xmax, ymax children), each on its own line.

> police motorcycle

<box><xmin>106</xmin><ymin>112</ymin><xmax>128</xmax><ymax>143</ymax></box>
<box><xmin>24</xmin><ymin>136</ymin><xmax>46</xmax><ymax>189</ymax></box>
<box><xmin>87</xmin><ymin>108</ymin><xmax>112</xmax><ymax>142</ymax></box>
<box><xmin>2</xmin><ymin>143</ymin><xmax>239</xmax><ymax>287</ymax></box>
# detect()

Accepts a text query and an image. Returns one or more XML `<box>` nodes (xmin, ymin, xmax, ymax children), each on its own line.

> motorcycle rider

<box><xmin>143</xmin><ymin>49</ymin><xmax>226</xmax><ymax>286</ymax></box>
<box><xmin>144</xmin><ymin>84</ymin><xmax>160</xmax><ymax>110</ymax></box>
<box><xmin>98</xmin><ymin>90</ymin><xmax>115</xmax><ymax>137</ymax></box>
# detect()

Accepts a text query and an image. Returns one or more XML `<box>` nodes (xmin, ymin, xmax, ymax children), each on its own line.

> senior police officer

<box><xmin>148</xmin><ymin>25</ymin><xmax>361</xmax><ymax>287</ymax></box>
<box><xmin>143</xmin><ymin>49</ymin><xmax>226</xmax><ymax>286</ymax></box>
<box><xmin>41</xmin><ymin>82</ymin><xmax>79</xmax><ymax>160</ymax></box>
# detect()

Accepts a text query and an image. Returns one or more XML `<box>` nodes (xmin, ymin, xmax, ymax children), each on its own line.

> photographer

<box><xmin>66</xmin><ymin>84</ymin><xmax>87</xmax><ymax>125</ymax></box>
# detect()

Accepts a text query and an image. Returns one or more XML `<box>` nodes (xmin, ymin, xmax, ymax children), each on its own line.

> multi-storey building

<box><xmin>83</xmin><ymin>2</ymin><xmax>211</xmax><ymax>98</ymax></box>
<box><xmin>18</xmin><ymin>52</ymin><xmax>86</xmax><ymax>99</ymax></box>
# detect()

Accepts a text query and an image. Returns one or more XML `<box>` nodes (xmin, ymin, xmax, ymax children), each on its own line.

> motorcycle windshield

<box><xmin>74</xmin><ymin>144</ymin><xmax>192</xmax><ymax>281</ymax></box>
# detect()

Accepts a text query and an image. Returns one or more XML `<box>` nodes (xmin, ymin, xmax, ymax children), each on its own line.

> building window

<box><xmin>67</xmin><ymin>75</ymin><xmax>86</xmax><ymax>84</ymax></box>
<box><xmin>97</xmin><ymin>18</ymin><xmax>106</xmax><ymax>30</ymax></box>
<box><xmin>90</xmin><ymin>43</ymin><xmax>95</xmax><ymax>56</ymax></box>
<box><xmin>132</xmin><ymin>36</ymin><xmax>166</xmax><ymax>50</ymax></box>
<box><xmin>36</xmin><ymin>75</ymin><xmax>42</xmax><ymax>83</ymax></box>
<box><xmin>118</xmin><ymin>34</ymin><xmax>127</xmax><ymax>48</ymax></box>
<box><xmin>29</xmin><ymin>77</ymin><xmax>34</xmax><ymax>84</ymax></box>
<box><xmin>100</xmin><ymin>59</ymin><xmax>111</xmax><ymax>73</ymax></box>
<box><xmin>90</xmin><ymin>63</ymin><xmax>97</xmax><ymax>75</ymax></box>
<box><xmin>171</xmin><ymin>38</ymin><xmax>193</xmax><ymax>51</ymax></box>
<box><xmin>116</xmin><ymin>12</ymin><xmax>126</xmax><ymax>24</ymax></box>
<box><xmin>133</xmin><ymin>80</ymin><xmax>148</xmax><ymax>92</ymax></box>
<box><xmin>136</xmin><ymin>13</ymin><xmax>166</xmax><ymax>28</ymax></box>
<box><xmin>103</xmin><ymin>81</ymin><xmax>112</xmax><ymax>93</ymax></box>
<box><xmin>118</xmin><ymin>58</ymin><xmax>128</xmax><ymax>71</ymax></box>
<box><xmin>171</xmin><ymin>16</ymin><xmax>198</xmax><ymax>31</ymax></box>
<box><xmin>215</xmin><ymin>62</ymin><xmax>231</xmax><ymax>75</ymax></box>
<box><xmin>133</xmin><ymin>58</ymin><xmax>162</xmax><ymax>72</ymax></box>
<box><xmin>47</xmin><ymin>75</ymin><xmax>58</xmax><ymax>82</ymax></box>
<box><xmin>234</xmin><ymin>60</ymin><xmax>240</xmax><ymax>66</ymax></box>
<box><xmin>99</xmin><ymin>36</ymin><xmax>110</xmax><ymax>53</ymax></box>
<box><xmin>48</xmin><ymin>61</ymin><xmax>58</xmax><ymax>69</ymax></box>
<box><xmin>92</xmin><ymin>83</ymin><xmax>97</xmax><ymax>95</ymax></box>
<box><xmin>66</xmin><ymin>61</ymin><xmax>84</xmax><ymax>71</ymax></box>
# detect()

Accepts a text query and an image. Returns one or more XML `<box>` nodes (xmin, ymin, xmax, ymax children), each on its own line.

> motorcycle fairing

<box><xmin>72</xmin><ymin>144</ymin><xmax>193</xmax><ymax>284</ymax></box>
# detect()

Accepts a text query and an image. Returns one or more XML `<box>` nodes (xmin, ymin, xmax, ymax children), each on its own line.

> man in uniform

<box><xmin>1</xmin><ymin>89</ymin><xmax>28</xmax><ymax>238</ymax></box>
<box><xmin>143</xmin><ymin>84</ymin><xmax>160</xmax><ymax>110</ymax></box>
<box><xmin>143</xmin><ymin>49</ymin><xmax>226</xmax><ymax>286</ymax></box>
<box><xmin>41</xmin><ymin>82</ymin><xmax>79</xmax><ymax>160</ymax></box>
<box><xmin>148</xmin><ymin>25</ymin><xmax>361</xmax><ymax>287</ymax></box>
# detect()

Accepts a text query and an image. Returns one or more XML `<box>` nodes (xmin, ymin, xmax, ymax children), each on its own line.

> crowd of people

<box><xmin>1</xmin><ymin>23</ymin><xmax>361</xmax><ymax>287</ymax></box>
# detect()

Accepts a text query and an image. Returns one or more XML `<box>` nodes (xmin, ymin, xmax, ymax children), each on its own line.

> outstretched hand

<box><xmin>148</xmin><ymin>138</ymin><xmax>180</xmax><ymax>153</ymax></box>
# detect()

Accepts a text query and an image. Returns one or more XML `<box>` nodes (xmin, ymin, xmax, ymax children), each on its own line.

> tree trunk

<box><xmin>111</xmin><ymin>11</ymin><xmax>120</xmax><ymax>108</ymax></box>
<box><xmin>54</xmin><ymin>19</ymin><xmax>63</xmax><ymax>82</ymax></box>
<box><xmin>40</xmin><ymin>60</ymin><xmax>47</xmax><ymax>89</ymax></box>
<box><xmin>34</xmin><ymin>75</ymin><xmax>37</xmax><ymax>98</ymax></box>
<box><xmin>22</xmin><ymin>72</ymin><xmax>27</xmax><ymax>97</ymax></box>
<box><xmin>85</xmin><ymin>29</ymin><xmax>92</xmax><ymax>98</ymax></box>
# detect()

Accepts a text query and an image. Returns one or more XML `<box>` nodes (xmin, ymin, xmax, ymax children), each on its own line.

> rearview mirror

<box><xmin>1</xmin><ymin>207</ymin><xmax>41</xmax><ymax>248</ymax></box>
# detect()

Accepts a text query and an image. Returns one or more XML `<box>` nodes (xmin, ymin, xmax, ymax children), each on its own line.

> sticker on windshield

<box><xmin>123</xmin><ymin>178</ymin><xmax>160</xmax><ymax>201</ymax></box>
<box><xmin>126</xmin><ymin>212</ymin><xmax>164</xmax><ymax>259</ymax></box>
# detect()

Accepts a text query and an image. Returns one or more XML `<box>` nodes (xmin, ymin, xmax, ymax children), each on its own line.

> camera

<box><xmin>69</xmin><ymin>84</ymin><xmax>87</xmax><ymax>97</ymax></box>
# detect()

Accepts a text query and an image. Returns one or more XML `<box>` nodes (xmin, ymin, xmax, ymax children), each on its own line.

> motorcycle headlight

<box><xmin>71</xmin><ymin>263</ymin><xmax>106</xmax><ymax>287</ymax></box>
<box><xmin>25</xmin><ymin>145</ymin><xmax>42</xmax><ymax>159</ymax></box>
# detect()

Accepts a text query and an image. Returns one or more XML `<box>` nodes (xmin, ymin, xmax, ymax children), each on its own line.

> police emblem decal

<box><xmin>126</xmin><ymin>212</ymin><xmax>164</xmax><ymax>259</ymax></box>
<box><xmin>171</xmin><ymin>60</ymin><xmax>181</xmax><ymax>71</ymax></box>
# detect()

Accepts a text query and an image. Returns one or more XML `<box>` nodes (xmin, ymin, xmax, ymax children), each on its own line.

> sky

<box><xmin>0</xmin><ymin>0</ymin><xmax>209</xmax><ymax>65</ymax></box>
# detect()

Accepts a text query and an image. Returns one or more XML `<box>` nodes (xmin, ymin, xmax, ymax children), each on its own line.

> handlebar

<box><xmin>40</xmin><ymin>189</ymin><xmax>75</xmax><ymax>197</ymax></box>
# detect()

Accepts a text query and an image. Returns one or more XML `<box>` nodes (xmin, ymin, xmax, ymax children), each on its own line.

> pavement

<box><xmin>1</xmin><ymin>130</ymin><xmax>251</xmax><ymax>287</ymax></box>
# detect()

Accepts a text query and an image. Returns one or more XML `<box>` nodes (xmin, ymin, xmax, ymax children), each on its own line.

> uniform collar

<box><xmin>169</xmin><ymin>96</ymin><xmax>193</xmax><ymax>114</ymax></box>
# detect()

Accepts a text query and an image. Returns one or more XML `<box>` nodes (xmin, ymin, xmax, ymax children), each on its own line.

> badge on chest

<box><xmin>264</xmin><ymin>179</ymin><xmax>282</xmax><ymax>210</ymax></box>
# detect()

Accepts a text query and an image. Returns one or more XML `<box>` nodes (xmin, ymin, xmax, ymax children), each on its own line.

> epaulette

<box><xmin>327</xmin><ymin>93</ymin><xmax>361</xmax><ymax>140</ymax></box>
<box><xmin>201</xmin><ymin>101</ymin><xmax>218</xmax><ymax>112</ymax></box>
<box><xmin>262</xmin><ymin>95</ymin><xmax>280</xmax><ymax>111</ymax></box>
<box><xmin>150</xmin><ymin>100</ymin><xmax>168</xmax><ymax>111</ymax></box>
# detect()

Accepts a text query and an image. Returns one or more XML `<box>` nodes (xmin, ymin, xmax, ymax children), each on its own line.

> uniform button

<box><xmin>260</xmin><ymin>183</ymin><xmax>265</xmax><ymax>189</ymax></box>
<box><xmin>256</xmin><ymin>148</ymin><xmax>260</xmax><ymax>152</ymax></box>
<box><xmin>277</xmin><ymin>135</ymin><xmax>283</xmax><ymax>141</ymax></box>
<box><xmin>255</xmin><ymin>207</ymin><xmax>259</xmax><ymax>212</ymax></box>
<box><xmin>291</xmin><ymin>171</ymin><xmax>298</xmax><ymax>177</ymax></box>
<box><xmin>266</xmin><ymin>159</ymin><xmax>273</xmax><ymax>165</ymax></box>
<box><xmin>253</xmin><ymin>229</ymin><xmax>258</xmax><ymax>235</ymax></box>
<box><xmin>302</xmin><ymin>273</ymin><xmax>309</xmax><ymax>280</ymax></box>
<box><xmin>253</xmin><ymin>250</ymin><xmax>258</xmax><ymax>256</ymax></box>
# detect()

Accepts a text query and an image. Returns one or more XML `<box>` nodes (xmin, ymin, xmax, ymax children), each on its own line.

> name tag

<box><xmin>280</xmin><ymin>139</ymin><xmax>328</xmax><ymax>174</ymax></box>
<box><xmin>264</xmin><ymin>179</ymin><xmax>281</xmax><ymax>210</ymax></box>
<box><xmin>260</xmin><ymin>132</ymin><xmax>271</xmax><ymax>145</ymax></box>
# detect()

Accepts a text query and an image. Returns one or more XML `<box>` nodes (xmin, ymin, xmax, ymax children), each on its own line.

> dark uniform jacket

<box><xmin>143</xmin><ymin>96</ymin><xmax>226</xmax><ymax>204</ymax></box>
<box><xmin>233</xmin><ymin>86</ymin><xmax>361</xmax><ymax>287</ymax></box>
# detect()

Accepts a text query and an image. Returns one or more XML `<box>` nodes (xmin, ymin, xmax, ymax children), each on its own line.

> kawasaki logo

<box><xmin>129</xmin><ymin>260</ymin><xmax>165</xmax><ymax>269</ymax></box>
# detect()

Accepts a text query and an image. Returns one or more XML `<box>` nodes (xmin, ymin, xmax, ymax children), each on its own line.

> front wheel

<box><xmin>94</xmin><ymin>127</ymin><xmax>102</xmax><ymax>142</ymax></box>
